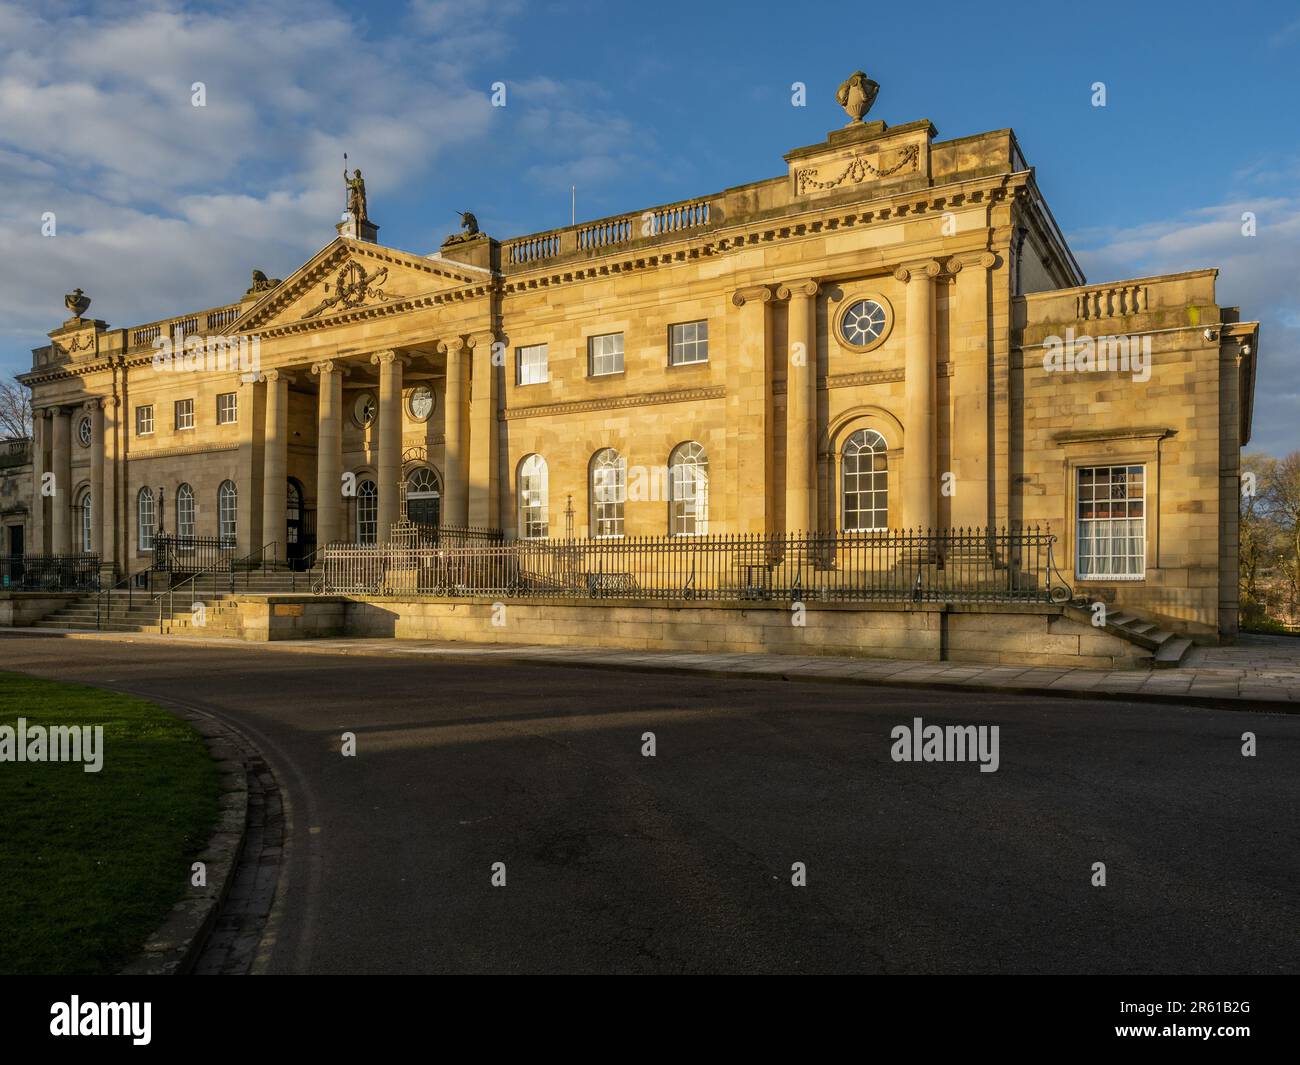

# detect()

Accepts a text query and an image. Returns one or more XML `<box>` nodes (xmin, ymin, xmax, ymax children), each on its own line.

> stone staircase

<box><xmin>29</xmin><ymin>567</ymin><xmax>322</xmax><ymax>634</ymax></box>
<box><xmin>1062</xmin><ymin>603</ymin><xmax>1195</xmax><ymax>668</ymax></box>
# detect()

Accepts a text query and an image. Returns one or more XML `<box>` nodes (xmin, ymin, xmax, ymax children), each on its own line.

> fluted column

<box><xmin>30</xmin><ymin>410</ymin><xmax>47</xmax><ymax>554</ymax></box>
<box><xmin>101</xmin><ymin>396</ymin><xmax>118</xmax><ymax>574</ymax></box>
<box><xmin>437</xmin><ymin>338</ymin><xmax>470</xmax><ymax>527</ymax></box>
<box><xmin>465</xmin><ymin>334</ymin><xmax>498</xmax><ymax>528</ymax></box>
<box><xmin>51</xmin><ymin>406</ymin><xmax>72</xmax><ymax>555</ymax></box>
<box><xmin>778</xmin><ymin>279</ymin><xmax>819</xmax><ymax>532</ymax></box>
<box><xmin>372</xmin><ymin>350</ymin><xmax>403</xmax><ymax>542</ymax></box>
<box><xmin>261</xmin><ymin>370</ymin><xmax>291</xmax><ymax>559</ymax></box>
<box><xmin>86</xmin><ymin>400</ymin><xmax>104</xmax><ymax>558</ymax></box>
<box><xmin>311</xmin><ymin>361</ymin><xmax>345</xmax><ymax>547</ymax></box>
<box><xmin>895</xmin><ymin>260</ymin><xmax>940</xmax><ymax>530</ymax></box>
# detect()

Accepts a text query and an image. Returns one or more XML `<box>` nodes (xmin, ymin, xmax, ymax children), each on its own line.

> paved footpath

<box><xmin>31</xmin><ymin>629</ymin><xmax>1300</xmax><ymax>712</ymax></box>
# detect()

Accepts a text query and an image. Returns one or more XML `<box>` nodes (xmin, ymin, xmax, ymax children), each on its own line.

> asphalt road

<box><xmin>2</xmin><ymin>633</ymin><xmax>1297</xmax><ymax>974</ymax></box>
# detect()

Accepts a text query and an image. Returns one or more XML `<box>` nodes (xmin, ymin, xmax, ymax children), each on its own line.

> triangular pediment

<box><xmin>233</xmin><ymin>238</ymin><xmax>489</xmax><ymax>332</ymax></box>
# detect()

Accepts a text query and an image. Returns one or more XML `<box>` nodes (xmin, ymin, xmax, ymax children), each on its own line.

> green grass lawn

<box><xmin>0</xmin><ymin>671</ymin><xmax>221</xmax><ymax>975</ymax></box>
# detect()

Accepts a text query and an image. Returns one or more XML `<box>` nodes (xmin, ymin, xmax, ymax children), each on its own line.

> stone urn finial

<box><xmin>65</xmin><ymin>288</ymin><xmax>91</xmax><ymax>318</ymax></box>
<box><xmin>836</xmin><ymin>71</ymin><xmax>880</xmax><ymax>125</ymax></box>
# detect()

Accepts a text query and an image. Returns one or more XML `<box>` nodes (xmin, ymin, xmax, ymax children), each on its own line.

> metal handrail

<box><xmin>96</xmin><ymin>568</ymin><xmax>134</xmax><ymax>629</ymax></box>
<box><xmin>153</xmin><ymin>541</ymin><xmax>280</xmax><ymax>634</ymax></box>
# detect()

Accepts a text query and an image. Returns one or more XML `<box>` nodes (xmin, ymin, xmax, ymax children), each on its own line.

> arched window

<box><xmin>176</xmin><ymin>483</ymin><xmax>195</xmax><ymax>545</ymax></box>
<box><xmin>518</xmin><ymin>455</ymin><xmax>548</xmax><ymax>539</ymax></box>
<box><xmin>217</xmin><ymin>480</ymin><xmax>238</xmax><ymax>546</ymax></box>
<box><xmin>842</xmin><ymin>429</ymin><xmax>888</xmax><ymax>531</ymax></box>
<box><xmin>668</xmin><ymin>442</ymin><xmax>709</xmax><ymax>536</ymax></box>
<box><xmin>356</xmin><ymin>479</ymin><xmax>378</xmax><ymax>544</ymax></box>
<box><xmin>405</xmin><ymin>467</ymin><xmax>441</xmax><ymax>528</ymax></box>
<box><xmin>590</xmin><ymin>448</ymin><xmax>626</xmax><ymax>538</ymax></box>
<box><xmin>78</xmin><ymin>489</ymin><xmax>93</xmax><ymax>553</ymax></box>
<box><xmin>137</xmin><ymin>487</ymin><xmax>156</xmax><ymax>552</ymax></box>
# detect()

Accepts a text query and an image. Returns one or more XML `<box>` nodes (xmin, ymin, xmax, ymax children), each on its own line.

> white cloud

<box><xmin>1072</xmin><ymin>198</ymin><xmax>1300</xmax><ymax>456</ymax></box>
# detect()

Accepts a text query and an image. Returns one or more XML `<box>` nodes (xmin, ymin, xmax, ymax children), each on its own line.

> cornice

<box><xmin>503</xmin><ymin>385</ymin><xmax>725</xmax><ymax>422</ymax></box>
<box><xmin>499</xmin><ymin>171</ymin><xmax>1023</xmax><ymax>298</ymax></box>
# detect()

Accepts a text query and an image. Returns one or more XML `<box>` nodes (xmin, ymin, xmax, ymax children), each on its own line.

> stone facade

<box><xmin>7</xmin><ymin>94</ymin><xmax>1259</xmax><ymax>638</ymax></box>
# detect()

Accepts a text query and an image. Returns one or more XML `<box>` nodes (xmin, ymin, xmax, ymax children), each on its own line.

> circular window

<box><xmin>353</xmin><ymin>391</ymin><xmax>377</xmax><ymax>428</ymax></box>
<box><xmin>838</xmin><ymin>297</ymin><xmax>891</xmax><ymax>351</ymax></box>
<box><xmin>407</xmin><ymin>385</ymin><xmax>434</xmax><ymax>422</ymax></box>
<box><xmin>77</xmin><ymin>416</ymin><xmax>92</xmax><ymax>447</ymax></box>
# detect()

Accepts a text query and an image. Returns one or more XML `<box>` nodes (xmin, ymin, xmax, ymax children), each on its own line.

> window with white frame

<box><xmin>175</xmin><ymin>398</ymin><xmax>194</xmax><ymax>431</ymax></box>
<box><xmin>517</xmin><ymin>343</ymin><xmax>549</xmax><ymax>385</ymax></box>
<box><xmin>1076</xmin><ymin>465</ymin><xmax>1146</xmax><ymax>579</ymax></box>
<box><xmin>668</xmin><ymin>441</ymin><xmax>709</xmax><ymax>535</ymax></box>
<box><xmin>217</xmin><ymin>480</ymin><xmax>237</xmax><ymax>546</ymax></box>
<box><xmin>588</xmin><ymin>333</ymin><xmax>624</xmax><ymax>377</ymax></box>
<box><xmin>79</xmin><ymin>490</ymin><xmax>93</xmax><ymax>553</ymax></box>
<box><xmin>176</xmin><ymin>483</ymin><xmax>196</xmax><ymax>545</ymax></box>
<box><xmin>216</xmin><ymin>392</ymin><xmax>237</xmax><ymax>424</ymax></box>
<box><xmin>842</xmin><ymin>429</ymin><xmax>889</xmax><ymax>532</ymax></box>
<box><xmin>518</xmin><ymin>454</ymin><xmax>549</xmax><ymax>539</ymax></box>
<box><xmin>356</xmin><ymin>479</ymin><xmax>378</xmax><ymax>544</ymax></box>
<box><xmin>590</xmin><ymin>448</ymin><xmax>626</xmax><ymax>537</ymax></box>
<box><xmin>137</xmin><ymin>487</ymin><xmax>156</xmax><ymax>551</ymax></box>
<box><xmin>136</xmin><ymin>405</ymin><xmax>154</xmax><ymax>436</ymax></box>
<box><xmin>669</xmin><ymin>320</ymin><xmax>709</xmax><ymax>366</ymax></box>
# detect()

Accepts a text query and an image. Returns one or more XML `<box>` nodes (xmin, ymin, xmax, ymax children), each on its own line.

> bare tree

<box><xmin>0</xmin><ymin>377</ymin><xmax>33</xmax><ymax>440</ymax></box>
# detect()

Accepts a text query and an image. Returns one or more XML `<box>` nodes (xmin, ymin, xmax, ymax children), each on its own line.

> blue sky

<box><xmin>2</xmin><ymin>0</ymin><xmax>1297</xmax><ymax>451</ymax></box>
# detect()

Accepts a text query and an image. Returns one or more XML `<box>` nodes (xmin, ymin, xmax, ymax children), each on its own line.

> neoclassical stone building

<box><xmin>10</xmin><ymin>78</ymin><xmax>1258</xmax><ymax>637</ymax></box>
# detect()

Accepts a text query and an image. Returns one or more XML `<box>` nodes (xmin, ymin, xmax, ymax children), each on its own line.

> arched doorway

<box><xmin>405</xmin><ymin>466</ymin><xmax>442</xmax><ymax>529</ymax></box>
<box><xmin>286</xmin><ymin>477</ymin><xmax>312</xmax><ymax>568</ymax></box>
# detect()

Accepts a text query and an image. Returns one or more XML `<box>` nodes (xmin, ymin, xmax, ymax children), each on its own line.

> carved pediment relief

<box><xmin>235</xmin><ymin>238</ymin><xmax>485</xmax><ymax>332</ymax></box>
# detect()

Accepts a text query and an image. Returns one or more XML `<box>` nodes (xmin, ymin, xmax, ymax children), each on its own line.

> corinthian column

<box><xmin>311</xmin><ymin>360</ymin><xmax>345</xmax><ymax>547</ymax></box>
<box><xmin>437</xmin><ymin>338</ymin><xmax>470</xmax><ymax>528</ymax></box>
<box><xmin>778</xmin><ymin>279</ymin><xmax>819</xmax><ymax>532</ymax></box>
<box><xmin>51</xmin><ymin>406</ymin><xmax>72</xmax><ymax>554</ymax></box>
<box><xmin>261</xmin><ymin>369</ymin><xmax>291</xmax><ymax>560</ymax></box>
<box><xmin>372</xmin><ymin>350</ymin><xmax>404</xmax><ymax>542</ymax></box>
<box><xmin>895</xmin><ymin>260</ymin><xmax>940</xmax><ymax>530</ymax></box>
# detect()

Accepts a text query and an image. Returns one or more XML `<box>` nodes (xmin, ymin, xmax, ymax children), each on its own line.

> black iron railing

<box><xmin>151</xmin><ymin>533</ymin><xmax>238</xmax><ymax>575</ymax></box>
<box><xmin>1</xmin><ymin>554</ymin><xmax>100</xmax><ymax>592</ymax></box>
<box><xmin>319</xmin><ymin>527</ymin><xmax>1072</xmax><ymax>604</ymax></box>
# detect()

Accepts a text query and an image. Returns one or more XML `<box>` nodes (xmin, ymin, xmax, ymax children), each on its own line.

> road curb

<box><xmin>118</xmin><ymin>710</ymin><xmax>250</xmax><ymax>976</ymax></box>
<box><xmin>7</xmin><ymin>627</ymin><xmax>1295</xmax><ymax>716</ymax></box>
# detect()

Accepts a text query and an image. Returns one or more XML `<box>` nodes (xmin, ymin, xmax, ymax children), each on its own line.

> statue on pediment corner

<box><xmin>836</xmin><ymin>71</ymin><xmax>879</xmax><ymax>125</ymax></box>
<box><xmin>244</xmin><ymin>269</ymin><xmax>283</xmax><ymax>298</ymax></box>
<box><xmin>441</xmin><ymin>210</ymin><xmax>481</xmax><ymax>246</ymax></box>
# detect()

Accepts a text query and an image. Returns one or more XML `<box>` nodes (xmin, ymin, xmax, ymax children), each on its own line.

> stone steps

<box><xmin>1064</xmin><ymin>604</ymin><xmax>1196</xmax><ymax>668</ymax></box>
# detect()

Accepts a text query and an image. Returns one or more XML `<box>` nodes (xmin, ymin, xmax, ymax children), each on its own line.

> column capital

<box><xmin>945</xmin><ymin>251</ymin><xmax>1000</xmax><ymax>274</ymax></box>
<box><xmin>463</xmin><ymin>331</ymin><xmax>497</xmax><ymax>352</ymax></box>
<box><xmin>776</xmin><ymin>279</ymin><xmax>820</xmax><ymax>301</ymax></box>
<box><xmin>731</xmin><ymin>284</ymin><xmax>774</xmax><ymax>307</ymax></box>
<box><xmin>264</xmin><ymin>368</ymin><xmax>296</xmax><ymax>385</ymax></box>
<box><xmin>370</xmin><ymin>349</ymin><xmax>407</xmax><ymax>367</ymax></box>
<box><xmin>102</xmin><ymin>396</ymin><xmax>119</xmax><ymax>410</ymax></box>
<box><xmin>82</xmin><ymin>398</ymin><xmax>103</xmax><ymax>412</ymax></box>
<box><xmin>893</xmin><ymin>260</ymin><xmax>942</xmax><ymax>283</ymax></box>
<box><xmin>311</xmin><ymin>359</ymin><xmax>348</xmax><ymax>377</ymax></box>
